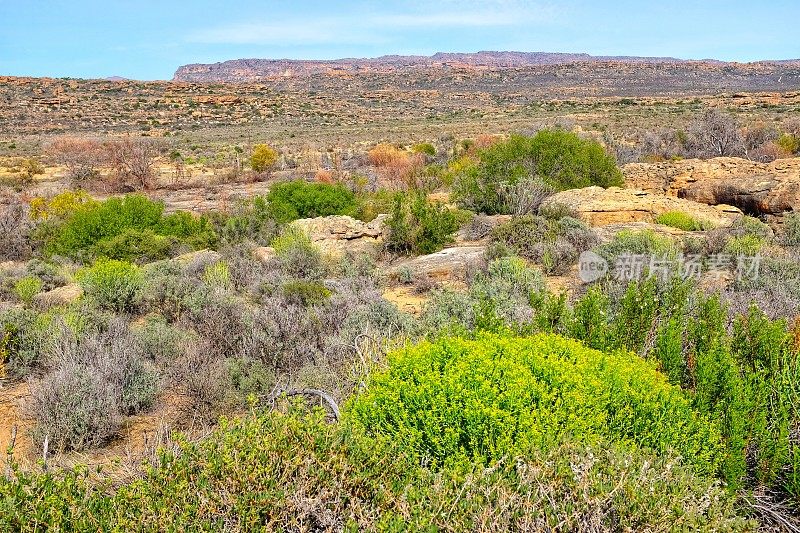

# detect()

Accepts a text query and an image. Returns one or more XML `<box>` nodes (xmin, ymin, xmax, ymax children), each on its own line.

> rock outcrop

<box><xmin>34</xmin><ymin>284</ymin><xmax>82</xmax><ymax>310</ymax></box>
<box><xmin>540</xmin><ymin>186</ymin><xmax>740</xmax><ymax>227</ymax></box>
<box><xmin>623</xmin><ymin>157</ymin><xmax>800</xmax><ymax>216</ymax></box>
<box><xmin>390</xmin><ymin>245</ymin><xmax>486</xmax><ymax>282</ymax></box>
<box><xmin>290</xmin><ymin>215</ymin><xmax>387</xmax><ymax>258</ymax></box>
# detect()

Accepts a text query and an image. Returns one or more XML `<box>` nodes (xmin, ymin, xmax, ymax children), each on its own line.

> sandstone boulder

<box><xmin>34</xmin><ymin>283</ymin><xmax>82</xmax><ymax>310</ymax></box>
<box><xmin>540</xmin><ymin>186</ymin><xmax>740</xmax><ymax>227</ymax></box>
<box><xmin>390</xmin><ymin>245</ymin><xmax>486</xmax><ymax>282</ymax></box>
<box><xmin>623</xmin><ymin>157</ymin><xmax>800</xmax><ymax>216</ymax></box>
<box><xmin>290</xmin><ymin>214</ymin><xmax>387</xmax><ymax>258</ymax></box>
<box><xmin>252</xmin><ymin>246</ymin><xmax>277</xmax><ymax>264</ymax></box>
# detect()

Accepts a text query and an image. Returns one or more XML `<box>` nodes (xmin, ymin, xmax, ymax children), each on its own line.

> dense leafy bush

<box><xmin>37</xmin><ymin>193</ymin><xmax>216</xmax><ymax>261</ymax></box>
<box><xmin>76</xmin><ymin>259</ymin><xmax>142</xmax><ymax>312</ymax></box>
<box><xmin>453</xmin><ymin>131</ymin><xmax>623</xmax><ymax>214</ymax></box>
<box><xmin>266</xmin><ymin>180</ymin><xmax>357</xmax><ymax>223</ymax></box>
<box><xmin>349</xmin><ymin>333</ymin><xmax>724</xmax><ymax>474</ymax></box>
<box><xmin>384</xmin><ymin>191</ymin><xmax>458</xmax><ymax>255</ymax></box>
<box><xmin>13</xmin><ymin>276</ymin><xmax>43</xmax><ymax>305</ymax></box>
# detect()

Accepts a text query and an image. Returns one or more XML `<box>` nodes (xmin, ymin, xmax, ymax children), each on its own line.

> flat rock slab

<box><xmin>541</xmin><ymin>186</ymin><xmax>741</xmax><ymax>227</ymax></box>
<box><xmin>391</xmin><ymin>245</ymin><xmax>486</xmax><ymax>282</ymax></box>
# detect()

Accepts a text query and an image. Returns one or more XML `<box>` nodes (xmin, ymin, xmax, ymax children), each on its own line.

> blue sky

<box><xmin>1</xmin><ymin>0</ymin><xmax>798</xmax><ymax>80</ymax></box>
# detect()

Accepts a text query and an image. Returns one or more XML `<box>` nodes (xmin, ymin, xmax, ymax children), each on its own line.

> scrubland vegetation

<box><xmin>1</xmin><ymin>117</ymin><xmax>800</xmax><ymax>531</ymax></box>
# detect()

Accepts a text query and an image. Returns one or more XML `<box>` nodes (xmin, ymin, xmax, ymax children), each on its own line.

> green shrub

<box><xmin>782</xmin><ymin>212</ymin><xmax>800</xmax><ymax>246</ymax></box>
<box><xmin>777</xmin><ymin>133</ymin><xmax>800</xmax><ymax>155</ymax></box>
<box><xmin>655</xmin><ymin>210</ymin><xmax>711</xmax><ymax>231</ymax></box>
<box><xmin>271</xmin><ymin>226</ymin><xmax>326</xmax><ymax>279</ymax></box>
<box><xmin>349</xmin><ymin>333</ymin><xmax>724</xmax><ymax>475</ymax></box>
<box><xmin>266</xmin><ymin>180</ymin><xmax>357</xmax><ymax>223</ymax></box>
<box><xmin>249</xmin><ymin>143</ymin><xmax>278</xmax><ymax>172</ymax></box>
<box><xmin>39</xmin><ymin>194</ymin><xmax>216</xmax><ymax>261</ymax></box>
<box><xmin>0</xmin><ymin>409</ymin><xmax>750</xmax><ymax>531</ymax></box>
<box><xmin>211</xmin><ymin>196</ymin><xmax>279</xmax><ymax>246</ymax></box>
<box><xmin>76</xmin><ymin>259</ymin><xmax>142</xmax><ymax>312</ymax></box>
<box><xmin>594</xmin><ymin>229</ymin><xmax>678</xmax><ymax>265</ymax></box>
<box><xmin>281</xmin><ymin>280</ymin><xmax>331</xmax><ymax>306</ymax></box>
<box><xmin>723</xmin><ymin>234</ymin><xmax>764</xmax><ymax>256</ymax></box>
<box><xmin>202</xmin><ymin>261</ymin><xmax>231</xmax><ymax>290</ymax></box>
<box><xmin>490</xmin><ymin>215</ymin><xmax>596</xmax><ymax>274</ymax></box>
<box><xmin>453</xmin><ymin>131</ymin><xmax>623</xmax><ymax>214</ymax></box>
<box><xmin>411</xmin><ymin>142</ymin><xmax>437</xmax><ymax>157</ymax></box>
<box><xmin>91</xmin><ymin>228</ymin><xmax>173</xmax><ymax>263</ymax></box>
<box><xmin>13</xmin><ymin>276</ymin><xmax>43</xmax><ymax>305</ymax></box>
<box><xmin>384</xmin><ymin>191</ymin><xmax>458</xmax><ymax>255</ymax></box>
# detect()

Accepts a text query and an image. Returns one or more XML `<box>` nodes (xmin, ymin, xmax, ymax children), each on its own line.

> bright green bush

<box><xmin>349</xmin><ymin>333</ymin><xmax>724</xmax><ymax>475</ymax></box>
<box><xmin>76</xmin><ymin>259</ymin><xmax>142</xmax><ymax>312</ymax></box>
<box><xmin>39</xmin><ymin>194</ymin><xmax>217</xmax><ymax>261</ymax></box>
<box><xmin>202</xmin><ymin>261</ymin><xmax>231</xmax><ymax>290</ymax></box>
<box><xmin>266</xmin><ymin>180</ymin><xmax>357</xmax><ymax>223</ymax></box>
<box><xmin>453</xmin><ymin>131</ymin><xmax>623</xmax><ymax>214</ymax></box>
<box><xmin>724</xmin><ymin>234</ymin><xmax>764</xmax><ymax>256</ymax></box>
<box><xmin>384</xmin><ymin>191</ymin><xmax>458</xmax><ymax>255</ymax></box>
<box><xmin>655</xmin><ymin>210</ymin><xmax>711</xmax><ymax>231</ymax></box>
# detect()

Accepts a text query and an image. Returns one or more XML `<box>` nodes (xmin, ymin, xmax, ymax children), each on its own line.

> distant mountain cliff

<box><xmin>172</xmin><ymin>51</ymin><xmax>706</xmax><ymax>82</ymax></box>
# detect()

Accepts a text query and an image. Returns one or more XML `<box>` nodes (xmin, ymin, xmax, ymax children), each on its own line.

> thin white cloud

<box><xmin>188</xmin><ymin>3</ymin><xmax>558</xmax><ymax>46</ymax></box>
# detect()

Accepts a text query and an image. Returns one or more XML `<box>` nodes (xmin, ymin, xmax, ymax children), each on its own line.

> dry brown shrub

<box><xmin>474</xmin><ymin>134</ymin><xmax>502</xmax><ymax>149</ymax></box>
<box><xmin>47</xmin><ymin>137</ymin><xmax>105</xmax><ymax>184</ymax></box>
<box><xmin>105</xmin><ymin>138</ymin><xmax>158</xmax><ymax>191</ymax></box>
<box><xmin>368</xmin><ymin>144</ymin><xmax>425</xmax><ymax>189</ymax></box>
<box><xmin>314</xmin><ymin>169</ymin><xmax>334</xmax><ymax>184</ymax></box>
<box><xmin>367</xmin><ymin>143</ymin><xmax>406</xmax><ymax>167</ymax></box>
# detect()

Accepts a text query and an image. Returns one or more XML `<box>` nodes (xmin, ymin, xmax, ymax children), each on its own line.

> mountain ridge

<box><xmin>173</xmin><ymin>50</ymin><xmax>800</xmax><ymax>82</ymax></box>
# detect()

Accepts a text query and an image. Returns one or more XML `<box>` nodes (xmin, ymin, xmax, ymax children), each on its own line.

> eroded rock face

<box><xmin>623</xmin><ymin>157</ymin><xmax>800</xmax><ymax>216</ymax></box>
<box><xmin>290</xmin><ymin>214</ymin><xmax>387</xmax><ymax>258</ymax></box>
<box><xmin>540</xmin><ymin>186</ymin><xmax>740</xmax><ymax>227</ymax></box>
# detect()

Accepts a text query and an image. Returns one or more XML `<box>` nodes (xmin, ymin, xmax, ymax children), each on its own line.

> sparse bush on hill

<box><xmin>453</xmin><ymin>131</ymin><xmax>623</xmax><ymax>214</ymax></box>
<box><xmin>47</xmin><ymin>137</ymin><xmax>106</xmax><ymax>185</ymax></box>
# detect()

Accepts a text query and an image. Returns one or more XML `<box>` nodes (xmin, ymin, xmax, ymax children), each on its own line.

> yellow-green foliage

<box><xmin>655</xmin><ymin>210</ymin><xmax>711</xmax><ymax>231</ymax></box>
<box><xmin>13</xmin><ymin>276</ymin><xmax>43</xmax><ymax>305</ymax></box>
<box><xmin>349</xmin><ymin>333</ymin><xmax>724</xmax><ymax>475</ymax></box>
<box><xmin>724</xmin><ymin>234</ymin><xmax>764</xmax><ymax>256</ymax></box>
<box><xmin>76</xmin><ymin>259</ymin><xmax>142</xmax><ymax>312</ymax></box>
<box><xmin>202</xmin><ymin>261</ymin><xmax>231</xmax><ymax>289</ymax></box>
<box><xmin>249</xmin><ymin>143</ymin><xmax>278</xmax><ymax>172</ymax></box>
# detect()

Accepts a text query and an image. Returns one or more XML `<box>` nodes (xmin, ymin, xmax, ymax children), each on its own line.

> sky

<box><xmin>1</xmin><ymin>0</ymin><xmax>798</xmax><ymax>80</ymax></box>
